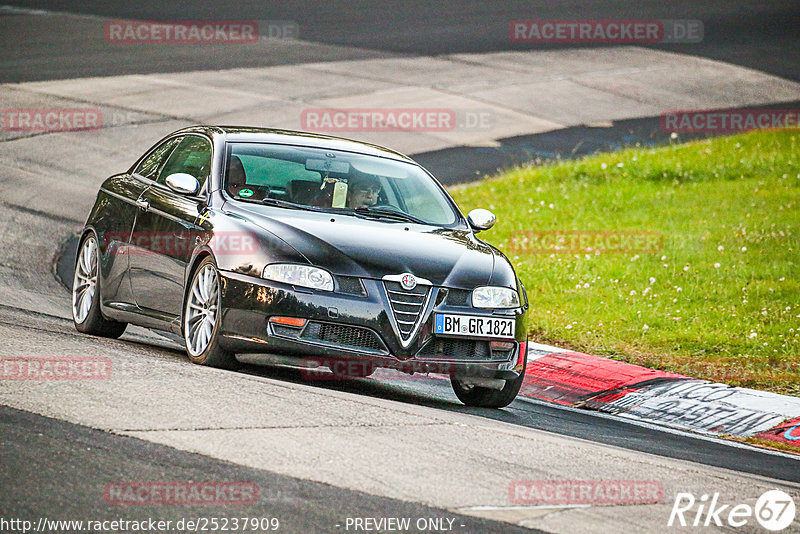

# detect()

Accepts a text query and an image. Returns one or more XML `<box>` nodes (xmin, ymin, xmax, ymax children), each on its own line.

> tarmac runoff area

<box><xmin>3</xmin><ymin>45</ymin><xmax>800</xmax><ymax>531</ymax></box>
<box><xmin>2</xmin><ymin>46</ymin><xmax>799</xmax><ymax>159</ymax></box>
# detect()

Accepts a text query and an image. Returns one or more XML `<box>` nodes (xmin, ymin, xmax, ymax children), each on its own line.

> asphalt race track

<box><xmin>2</xmin><ymin>0</ymin><xmax>800</xmax><ymax>81</ymax></box>
<box><xmin>2</xmin><ymin>2</ymin><xmax>800</xmax><ymax>532</ymax></box>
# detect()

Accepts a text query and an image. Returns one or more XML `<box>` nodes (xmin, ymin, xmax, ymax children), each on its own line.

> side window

<box><xmin>157</xmin><ymin>135</ymin><xmax>212</xmax><ymax>188</ymax></box>
<box><xmin>134</xmin><ymin>137</ymin><xmax>182</xmax><ymax>180</ymax></box>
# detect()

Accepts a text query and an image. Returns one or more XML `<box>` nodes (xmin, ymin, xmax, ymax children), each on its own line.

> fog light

<box><xmin>269</xmin><ymin>316</ymin><xmax>307</xmax><ymax>328</ymax></box>
<box><xmin>490</xmin><ymin>341</ymin><xmax>515</xmax><ymax>351</ymax></box>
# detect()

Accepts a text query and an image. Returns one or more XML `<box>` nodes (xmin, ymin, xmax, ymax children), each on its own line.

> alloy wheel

<box><xmin>184</xmin><ymin>264</ymin><xmax>220</xmax><ymax>356</ymax></box>
<box><xmin>72</xmin><ymin>236</ymin><xmax>98</xmax><ymax>324</ymax></box>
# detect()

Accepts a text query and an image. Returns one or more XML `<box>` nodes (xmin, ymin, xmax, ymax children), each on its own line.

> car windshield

<box><xmin>224</xmin><ymin>142</ymin><xmax>459</xmax><ymax>226</ymax></box>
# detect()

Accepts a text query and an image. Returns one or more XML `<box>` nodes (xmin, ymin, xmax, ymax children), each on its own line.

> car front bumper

<box><xmin>217</xmin><ymin>270</ymin><xmax>527</xmax><ymax>379</ymax></box>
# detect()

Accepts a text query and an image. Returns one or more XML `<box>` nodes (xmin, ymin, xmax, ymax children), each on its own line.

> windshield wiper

<box><xmin>259</xmin><ymin>197</ymin><xmax>321</xmax><ymax>212</ymax></box>
<box><xmin>353</xmin><ymin>206</ymin><xmax>426</xmax><ymax>224</ymax></box>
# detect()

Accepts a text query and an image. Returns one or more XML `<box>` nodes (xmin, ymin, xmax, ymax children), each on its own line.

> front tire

<box><xmin>450</xmin><ymin>347</ymin><xmax>527</xmax><ymax>408</ymax></box>
<box><xmin>72</xmin><ymin>233</ymin><xmax>127</xmax><ymax>338</ymax></box>
<box><xmin>183</xmin><ymin>257</ymin><xmax>237</xmax><ymax>369</ymax></box>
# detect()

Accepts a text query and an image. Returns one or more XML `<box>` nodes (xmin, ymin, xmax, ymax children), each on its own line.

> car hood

<box><xmin>235</xmin><ymin>206</ymin><xmax>499</xmax><ymax>288</ymax></box>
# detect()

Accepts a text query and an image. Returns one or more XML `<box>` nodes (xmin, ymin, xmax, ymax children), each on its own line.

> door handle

<box><xmin>136</xmin><ymin>199</ymin><xmax>150</xmax><ymax>211</ymax></box>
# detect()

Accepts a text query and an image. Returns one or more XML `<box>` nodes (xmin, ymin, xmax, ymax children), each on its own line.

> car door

<box><xmin>128</xmin><ymin>134</ymin><xmax>212</xmax><ymax>321</ymax></box>
<box><xmin>101</xmin><ymin>136</ymin><xmax>183</xmax><ymax>305</ymax></box>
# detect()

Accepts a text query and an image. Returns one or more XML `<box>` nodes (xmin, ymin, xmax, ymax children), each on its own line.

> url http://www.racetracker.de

<box><xmin>0</xmin><ymin>516</ymin><xmax>281</xmax><ymax>533</ymax></box>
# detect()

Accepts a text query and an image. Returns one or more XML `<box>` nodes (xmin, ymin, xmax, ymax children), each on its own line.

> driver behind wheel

<box><xmin>346</xmin><ymin>175</ymin><xmax>381</xmax><ymax>208</ymax></box>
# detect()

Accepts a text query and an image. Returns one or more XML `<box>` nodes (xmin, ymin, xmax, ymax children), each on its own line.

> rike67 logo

<box><xmin>669</xmin><ymin>490</ymin><xmax>796</xmax><ymax>531</ymax></box>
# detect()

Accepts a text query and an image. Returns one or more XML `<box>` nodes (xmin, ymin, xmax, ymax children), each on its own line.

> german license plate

<box><xmin>434</xmin><ymin>314</ymin><xmax>515</xmax><ymax>338</ymax></box>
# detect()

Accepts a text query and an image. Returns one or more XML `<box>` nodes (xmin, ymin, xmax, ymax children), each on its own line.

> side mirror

<box><xmin>165</xmin><ymin>173</ymin><xmax>200</xmax><ymax>195</ymax></box>
<box><xmin>467</xmin><ymin>208</ymin><xmax>496</xmax><ymax>231</ymax></box>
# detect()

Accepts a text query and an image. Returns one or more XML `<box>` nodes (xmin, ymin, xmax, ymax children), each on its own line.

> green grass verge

<box><xmin>448</xmin><ymin>130</ymin><xmax>800</xmax><ymax>395</ymax></box>
<box><xmin>740</xmin><ymin>436</ymin><xmax>800</xmax><ymax>455</ymax></box>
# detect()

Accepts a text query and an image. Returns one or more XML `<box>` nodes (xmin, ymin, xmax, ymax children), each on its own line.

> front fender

<box><xmin>186</xmin><ymin>206</ymin><xmax>308</xmax><ymax>286</ymax></box>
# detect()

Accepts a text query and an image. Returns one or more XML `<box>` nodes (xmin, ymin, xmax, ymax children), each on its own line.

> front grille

<box><xmin>417</xmin><ymin>338</ymin><xmax>492</xmax><ymax>360</ymax></box>
<box><xmin>384</xmin><ymin>281</ymin><xmax>430</xmax><ymax>341</ymax></box>
<box><xmin>300</xmin><ymin>322</ymin><xmax>386</xmax><ymax>353</ymax></box>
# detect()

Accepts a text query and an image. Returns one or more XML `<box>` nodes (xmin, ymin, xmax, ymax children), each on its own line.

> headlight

<box><xmin>262</xmin><ymin>264</ymin><xmax>334</xmax><ymax>291</ymax></box>
<box><xmin>472</xmin><ymin>286</ymin><xmax>520</xmax><ymax>309</ymax></box>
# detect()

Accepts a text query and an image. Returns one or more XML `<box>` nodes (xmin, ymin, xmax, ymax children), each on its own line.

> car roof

<box><xmin>173</xmin><ymin>125</ymin><xmax>416</xmax><ymax>163</ymax></box>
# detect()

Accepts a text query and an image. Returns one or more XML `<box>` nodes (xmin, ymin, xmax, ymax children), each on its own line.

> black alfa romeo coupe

<box><xmin>73</xmin><ymin>126</ymin><xmax>529</xmax><ymax>407</ymax></box>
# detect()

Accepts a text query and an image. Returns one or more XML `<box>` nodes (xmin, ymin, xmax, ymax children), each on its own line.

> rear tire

<box><xmin>72</xmin><ymin>233</ymin><xmax>127</xmax><ymax>338</ymax></box>
<box><xmin>183</xmin><ymin>257</ymin><xmax>237</xmax><ymax>369</ymax></box>
<box><xmin>450</xmin><ymin>347</ymin><xmax>527</xmax><ymax>408</ymax></box>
